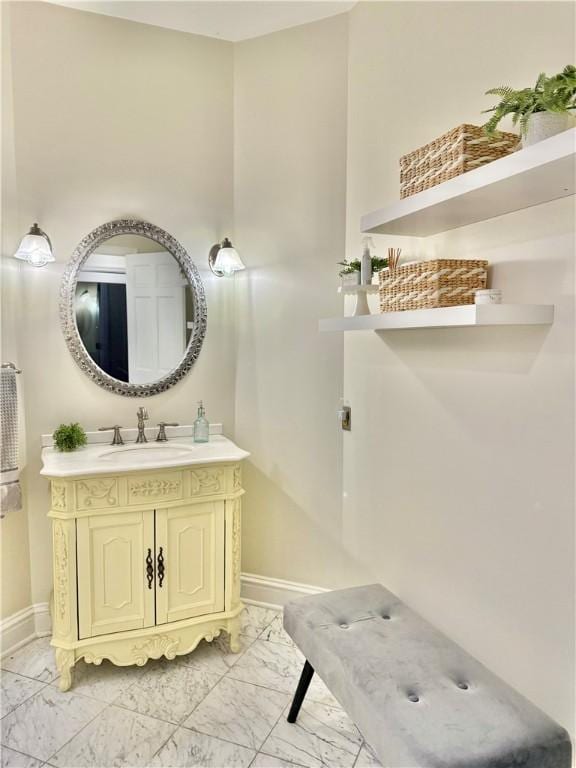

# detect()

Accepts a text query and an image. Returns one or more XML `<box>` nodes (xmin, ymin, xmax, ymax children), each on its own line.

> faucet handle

<box><xmin>98</xmin><ymin>425</ymin><xmax>124</xmax><ymax>446</ymax></box>
<box><xmin>156</xmin><ymin>422</ymin><xmax>179</xmax><ymax>442</ymax></box>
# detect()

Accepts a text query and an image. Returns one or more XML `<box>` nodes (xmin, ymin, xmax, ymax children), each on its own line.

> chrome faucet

<box><xmin>98</xmin><ymin>425</ymin><xmax>124</xmax><ymax>445</ymax></box>
<box><xmin>136</xmin><ymin>407</ymin><xmax>149</xmax><ymax>443</ymax></box>
<box><xmin>156</xmin><ymin>422</ymin><xmax>179</xmax><ymax>442</ymax></box>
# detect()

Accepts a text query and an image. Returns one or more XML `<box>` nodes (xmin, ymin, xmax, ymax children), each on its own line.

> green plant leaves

<box><xmin>482</xmin><ymin>65</ymin><xmax>575</xmax><ymax>136</ymax></box>
<box><xmin>338</xmin><ymin>256</ymin><xmax>388</xmax><ymax>277</ymax></box>
<box><xmin>53</xmin><ymin>422</ymin><xmax>87</xmax><ymax>452</ymax></box>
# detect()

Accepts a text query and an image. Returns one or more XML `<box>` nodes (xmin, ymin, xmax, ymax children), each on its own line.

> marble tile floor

<box><xmin>1</xmin><ymin>605</ymin><xmax>383</xmax><ymax>768</ymax></box>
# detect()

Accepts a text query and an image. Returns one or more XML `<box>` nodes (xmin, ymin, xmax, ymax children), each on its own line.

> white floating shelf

<box><xmin>361</xmin><ymin>128</ymin><xmax>576</xmax><ymax>237</ymax></box>
<box><xmin>319</xmin><ymin>304</ymin><xmax>554</xmax><ymax>332</ymax></box>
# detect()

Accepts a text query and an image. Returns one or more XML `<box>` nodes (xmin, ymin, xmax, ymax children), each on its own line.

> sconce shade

<box><xmin>14</xmin><ymin>223</ymin><xmax>54</xmax><ymax>267</ymax></box>
<box><xmin>209</xmin><ymin>237</ymin><xmax>245</xmax><ymax>277</ymax></box>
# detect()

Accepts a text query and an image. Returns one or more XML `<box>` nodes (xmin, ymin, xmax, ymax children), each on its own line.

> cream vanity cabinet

<box><xmin>46</xmin><ymin>462</ymin><xmax>244</xmax><ymax>691</ymax></box>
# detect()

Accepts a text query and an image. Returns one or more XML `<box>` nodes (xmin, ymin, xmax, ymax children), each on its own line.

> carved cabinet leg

<box><xmin>55</xmin><ymin>648</ymin><xmax>75</xmax><ymax>691</ymax></box>
<box><xmin>228</xmin><ymin>618</ymin><xmax>241</xmax><ymax>653</ymax></box>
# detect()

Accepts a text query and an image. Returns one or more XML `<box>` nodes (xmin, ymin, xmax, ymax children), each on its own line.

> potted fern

<box><xmin>338</xmin><ymin>256</ymin><xmax>388</xmax><ymax>287</ymax></box>
<box><xmin>483</xmin><ymin>65</ymin><xmax>576</xmax><ymax>147</ymax></box>
<box><xmin>52</xmin><ymin>423</ymin><xmax>87</xmax><ymax>452</ymax></box>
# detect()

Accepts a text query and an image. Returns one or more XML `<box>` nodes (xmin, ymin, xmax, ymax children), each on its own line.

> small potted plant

<box><xmin>53</xmin><ymin>423</ymin><xmax>87</xmax><ymax>452</ymax></box>
<box><xmin>483</xmin><ymin>65</ymin><xmax>576</xmax><ymax>147</ymax></box>
<box><xmin>338</xmin><ymin>256</ymin><xmax>388</xmax><ymax>288</ymax></box>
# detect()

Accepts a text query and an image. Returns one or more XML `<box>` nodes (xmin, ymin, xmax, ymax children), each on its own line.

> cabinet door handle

<box><xmin>157</xmin><ymin>547</ymin><xmax>165</xmax><ymax>588</ymax></box>
<box><xmin>145</xmin><ymin>548</ymin><xmax>154</xmax><ymax>589</ymax></box>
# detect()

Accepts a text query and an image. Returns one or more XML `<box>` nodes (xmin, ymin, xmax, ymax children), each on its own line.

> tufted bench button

<box><xmin>457</xmin><ymin>683</ymin><xmax>470</xmax><ymax>690</ymax></box>
<box><xmin>339</xmin><ymin>623</ymin><xmax>349</xmax><ymax>629</ymax></box>
<box><xmin>382</xmin><ymin>614</ymin><xmax>391</xmax><ymax>620</ymax></box>
<box><xmin>408</xmin><ymin>694</ymin><xmax>420</xmax><ymax>703</ymax></box>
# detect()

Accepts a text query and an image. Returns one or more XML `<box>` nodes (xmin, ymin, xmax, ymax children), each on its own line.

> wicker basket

<box><xmin>379</xmin><ymin>259</ymin><xmax>488</xmax><ymax>312</ymax></box>
<box><xmin>400</xmin><ymin>124</ymin><xmax>518</xmax><ymax>198</ymax></box>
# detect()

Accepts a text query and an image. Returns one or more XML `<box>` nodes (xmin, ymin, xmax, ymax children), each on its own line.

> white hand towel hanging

<box><xmin>1</xmin><ymin>365</ymin><xmax>22</xmax><ymax>516</ymax></box>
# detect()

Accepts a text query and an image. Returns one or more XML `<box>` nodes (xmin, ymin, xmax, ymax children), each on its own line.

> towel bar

<box><xmin>1</xmin><ymin>362</ymin><xmax>22</xmax><ymax>373</ymax></box>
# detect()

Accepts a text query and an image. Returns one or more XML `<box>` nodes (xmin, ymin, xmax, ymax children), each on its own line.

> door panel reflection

<box><xmin>74</xmin><ymin>234</ymin><xmax>195</xmax><ymax>385</ymax></box>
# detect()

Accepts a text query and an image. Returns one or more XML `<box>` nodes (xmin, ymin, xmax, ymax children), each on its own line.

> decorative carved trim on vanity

<box><xmin>232</xmin><ymin>500</ymin><xmax>242</xmax><ymax>603</ymax></box>
<box><xmin>53</xmin><ymin>522</ymin><xmax>70</xmax><ymax>633</ymax></box>
<box><xmin>76</xmin><ymin>478</ymin><xmax>118</xmax><ymax>510</ymax></box>
<box><xmin>129</xmin><ymin>478</ymin><xmax>182</xmax><ymax>500</ymax></box>
<box><xmin>51</xmin><ymin>483</ymin><xmax>67</xmax><ymax>511</ymax></box>
<box><xmin>73</xmin><ymin>616</ymin><xmax>241</xmax><ymax>669</ymax></box>
<box><xmin>132</xmin><ymin>634</ymin><xmax>180</xmax><ymax>665</ymax></box>
<box><xmin>190</xmin><ymin>468</ymin><xmax>224</xmax><ymax>496</ymax></box>
<box><xmin>233</xmin><ymin>465</ymin><xmax>242</xmax><ymax>491</ymax></box>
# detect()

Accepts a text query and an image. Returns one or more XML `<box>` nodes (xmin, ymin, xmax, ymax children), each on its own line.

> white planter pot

<box><xmin>522</xmin><ymin>111</ymin><xmax>576</xmax><ymax>147</ymax></box>
<box><xmin>341</xmin><ymin>272</ymin><xmax>361</xmax><ymax>288</ymax></box>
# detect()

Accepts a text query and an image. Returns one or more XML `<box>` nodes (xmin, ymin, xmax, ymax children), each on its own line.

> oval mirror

<box><xmin>60</xmin><ymin>220</ymin><xmax>207</xmax><ymax>397</ymax></box>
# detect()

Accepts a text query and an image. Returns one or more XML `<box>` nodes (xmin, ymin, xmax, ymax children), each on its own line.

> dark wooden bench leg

<box><xmin>287</xmin><ymin>660</ymin><xmax>314</xmax><ymax>723</ymax></box>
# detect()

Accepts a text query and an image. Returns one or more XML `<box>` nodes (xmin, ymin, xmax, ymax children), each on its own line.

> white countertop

<box><xmin>40</xmin><ymin>435</ymin><xmax>249</xmax><ymax>478</ymax></box>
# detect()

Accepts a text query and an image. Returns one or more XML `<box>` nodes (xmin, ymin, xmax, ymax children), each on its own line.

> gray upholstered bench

<box><xmin>283</xmin><ymin>584</ymin><xmax>572</xmax><ymax>768</ymax></box>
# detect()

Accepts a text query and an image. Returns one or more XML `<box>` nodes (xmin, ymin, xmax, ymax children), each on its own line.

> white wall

<box><xmin>4</xmin><ymin>1</ymin><xmax>235</xmax><ymax>612</ymax></box>
<box><xmin>233</xmin><ymin>14</ymin><xmax>369</xmax><ymax>587</ymax></box>
<box><xmin>1</xmin><ymin>3</ymin><xmax>33</xmax><ymax>621</ymax></box>
<box><xmin>343</xmin><ymin>0</ymin><xmax>575</xmax><ymax>732</ymax></box>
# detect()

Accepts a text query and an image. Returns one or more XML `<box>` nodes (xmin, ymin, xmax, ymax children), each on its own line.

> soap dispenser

<box><xmin>193</xmin><ymin>401</ymin><xmax>209</xmax><ymax>443</ymax></box>
<box><xmin>360</xmin><ymin>237</ymin><xmax>373</xmax><ymax>285</ymax></box>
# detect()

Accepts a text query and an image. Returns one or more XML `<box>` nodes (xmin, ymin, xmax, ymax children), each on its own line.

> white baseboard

<box><xmin>240</xmin><ymin>572</ymin><xmax>328</xmax><ymax>609</ymax></box>
<box><xmin>0</xmin><ymin>602</ymin><xmax>50</xmax><ymax>658</ymax></box>
<box><xmin>33</xmin><ymin>603</ymin><xmax>52</xmax><ymax>637</ymax></box>
<box><xmin>0</xmin><ymin>574</ymin><xmax>326</xmax><ymax>656</ymax></box>
<box><xmin>0</xmin><ymin>605</ymin><xmax>36</xmax><ymax>657</ymax></box>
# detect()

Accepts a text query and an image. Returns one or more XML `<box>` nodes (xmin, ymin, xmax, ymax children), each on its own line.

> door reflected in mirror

<box><xmin>75</xmin><ymin>234</ymin><xmax>196</xmax><ymax>385</ymax></box>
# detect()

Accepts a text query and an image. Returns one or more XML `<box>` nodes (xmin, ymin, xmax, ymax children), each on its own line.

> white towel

<box><xmin>1</xmin><ymin>367</ymin><xmax>22</xmax><ymax>516</ymax></box>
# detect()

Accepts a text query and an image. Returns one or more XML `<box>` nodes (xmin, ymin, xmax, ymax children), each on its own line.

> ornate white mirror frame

<box><xmin>60</xmin><ymin>219</ymin><xmax>207</xmax><ymax>397</ymax></box>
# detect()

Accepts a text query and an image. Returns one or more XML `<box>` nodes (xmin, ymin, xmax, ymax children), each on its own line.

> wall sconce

<box><xmin>208</xmin><ymin>237</ymin><xmax>245</xmax><ymax>277</ymax></box>
<box><xmin>13</xmin><ymin>223</ymin><xmax>55</xmax><ymax>267</ymax></box>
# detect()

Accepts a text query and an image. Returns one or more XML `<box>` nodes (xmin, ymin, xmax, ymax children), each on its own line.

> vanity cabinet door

<box><xmin>155</xmin><ymin>501</ymin><xmax>225</xmax><ymax>626</ymax></box>
<box><xmin>77</xmin><ymin>511</ymin><xmax>155</xmax><ymax>639</ymax></box>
